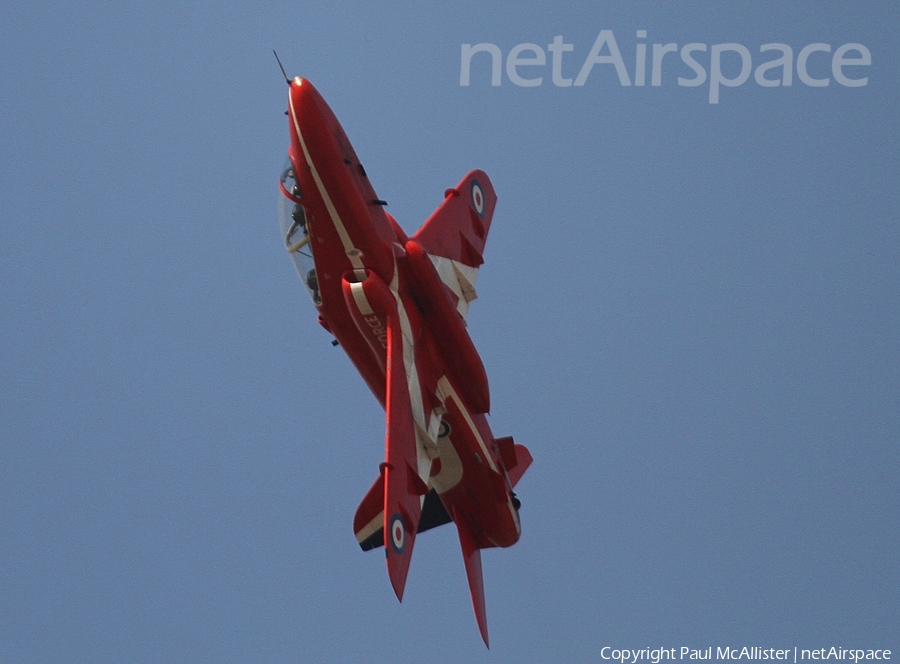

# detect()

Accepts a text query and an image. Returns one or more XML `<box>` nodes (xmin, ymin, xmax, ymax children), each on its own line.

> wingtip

<box><xmin>388</xmin><ymin>564</ymin><xmax>406</xmax><ymax>603</ymax></box>
<box><xmin>385</xmin><ymin>540</ymin><xmax>411</xmax><ymax>603</ymax></box>
<box><xmin>478</xmin><ymin>618</ymin><xmax>490</xmax><ymax>649</ymax></box>
<box><xmin>473</xmin><ymin>586</ymin><xmax>489</xmax><ymax>648</ymax></box>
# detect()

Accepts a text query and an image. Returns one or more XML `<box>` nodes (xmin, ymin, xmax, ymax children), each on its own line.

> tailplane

<box><xmin>496</xmin><ymin>436</ymin><xmax>533</xmax><ymax>488</ymax></box>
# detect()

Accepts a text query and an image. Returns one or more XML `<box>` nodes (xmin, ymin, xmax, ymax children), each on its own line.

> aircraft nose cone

<box><xmin>287</xmin><ymin>77</ymin><xmax>342</xmax><ymax>156</ymax></box>
<box><xmin>289</xmin><ymin>75</ymin><xmax>310</xmax><ymax>94</ymax></box>
<box><xmin>289</xmin><ymin>77</ymin><xmax>326</xmax><ymax>119</ymax></box>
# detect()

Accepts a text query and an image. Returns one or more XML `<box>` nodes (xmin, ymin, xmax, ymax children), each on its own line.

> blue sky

<box><xmin>1</xmin><ymin>3</ymin><xmax>897</xmax><ymax>662</ymax></box>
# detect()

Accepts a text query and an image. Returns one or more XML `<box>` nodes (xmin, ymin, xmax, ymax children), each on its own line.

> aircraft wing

<box><xmin>381</xmin><ymin>300</ymin><xmax>427</xmax><ymax>601</ymax></box>
<box><xmin>411</xmin><ymin>170</ymin><xmax>496</xmax><ymax>321</ymax></box>
<box><xmin>342</xmin><ymin>268</ymin><xmax>428</xmax><ymax>601</ymax></box>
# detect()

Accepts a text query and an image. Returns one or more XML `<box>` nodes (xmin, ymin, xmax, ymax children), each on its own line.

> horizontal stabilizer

<box><xmin>507</xmin><ymin>443</ymin><xmax>533</xmax><ymax>488</ymax></box>
<box><xmin>495</xmin><ymin>436</ymin><xmax>517</xmax><ymax>470</ymax></box>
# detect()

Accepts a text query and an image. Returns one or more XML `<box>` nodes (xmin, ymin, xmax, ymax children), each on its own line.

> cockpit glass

<box><xmin>278</xmin><ymin>157</ymin><xmax>321</xmax><ymax>305</ymax></box>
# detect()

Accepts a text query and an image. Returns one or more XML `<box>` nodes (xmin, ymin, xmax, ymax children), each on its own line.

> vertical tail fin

<box><xmin>455</xmin><ymin>512</ymin><xmax>489</xmax><ymax>648</ymax></box>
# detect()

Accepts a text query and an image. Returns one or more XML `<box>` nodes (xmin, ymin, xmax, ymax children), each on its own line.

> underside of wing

<box><xmin>382</xmin><ymin>301</ymin><xmax>426</xmax><ymax>601</ymax></box>
<box><xmin>411</xmin><ymin>170</ymin><xmax>496</xmax><ymax>321</ymax></box>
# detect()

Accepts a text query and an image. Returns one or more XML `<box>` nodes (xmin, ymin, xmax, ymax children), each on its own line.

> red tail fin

<box><xmin>455</xmin><ymin>512</ymin><xmax>489</xmax><ymax>648</ymax></box>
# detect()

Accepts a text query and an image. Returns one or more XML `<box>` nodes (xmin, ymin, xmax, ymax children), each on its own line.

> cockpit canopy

<box><xmin>278</xmin><ymin>158</ymin><xmax>321</xmax><ymax>305</ymax></box>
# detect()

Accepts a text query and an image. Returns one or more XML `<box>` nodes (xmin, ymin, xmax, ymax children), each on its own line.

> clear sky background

<box><xmin>2</xmin><ymin>3</ymin><xmax>897</xmax><ymax>662</ymax></box>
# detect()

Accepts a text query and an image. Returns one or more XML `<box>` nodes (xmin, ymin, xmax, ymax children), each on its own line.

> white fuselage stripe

<box><xmin>349</xmin><ymin>282</ymin><xmax>374</xmax><ymax>317</ymax></box>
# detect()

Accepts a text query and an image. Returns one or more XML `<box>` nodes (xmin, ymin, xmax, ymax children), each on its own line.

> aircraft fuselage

<box><xmin>279</xmin><ymin>76</ymin><xmax>532</xmax><ymax>645</ymax></box>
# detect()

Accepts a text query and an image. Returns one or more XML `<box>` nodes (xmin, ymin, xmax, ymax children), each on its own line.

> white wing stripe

<box><xmin>428</xmin><ymin>255</ymin><xmax>480</xmax><ymax>320</ymax></box>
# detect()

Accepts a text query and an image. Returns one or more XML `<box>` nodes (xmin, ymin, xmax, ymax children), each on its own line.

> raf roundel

<box><xmin>389</xmin><ymin>513</ymin><xmax>406</xmax><ymax>554</ymax></box>
<box><xmin>471</xmin><ymin>180</ymin><xmax>485</xmax><ymax>217</ymax></box>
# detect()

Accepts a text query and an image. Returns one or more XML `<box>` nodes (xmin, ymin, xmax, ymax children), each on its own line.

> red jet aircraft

<box><xmin>277</xmin><ymin>75</ymin><xmax>532</xmax><ymax>647</ymax></box>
